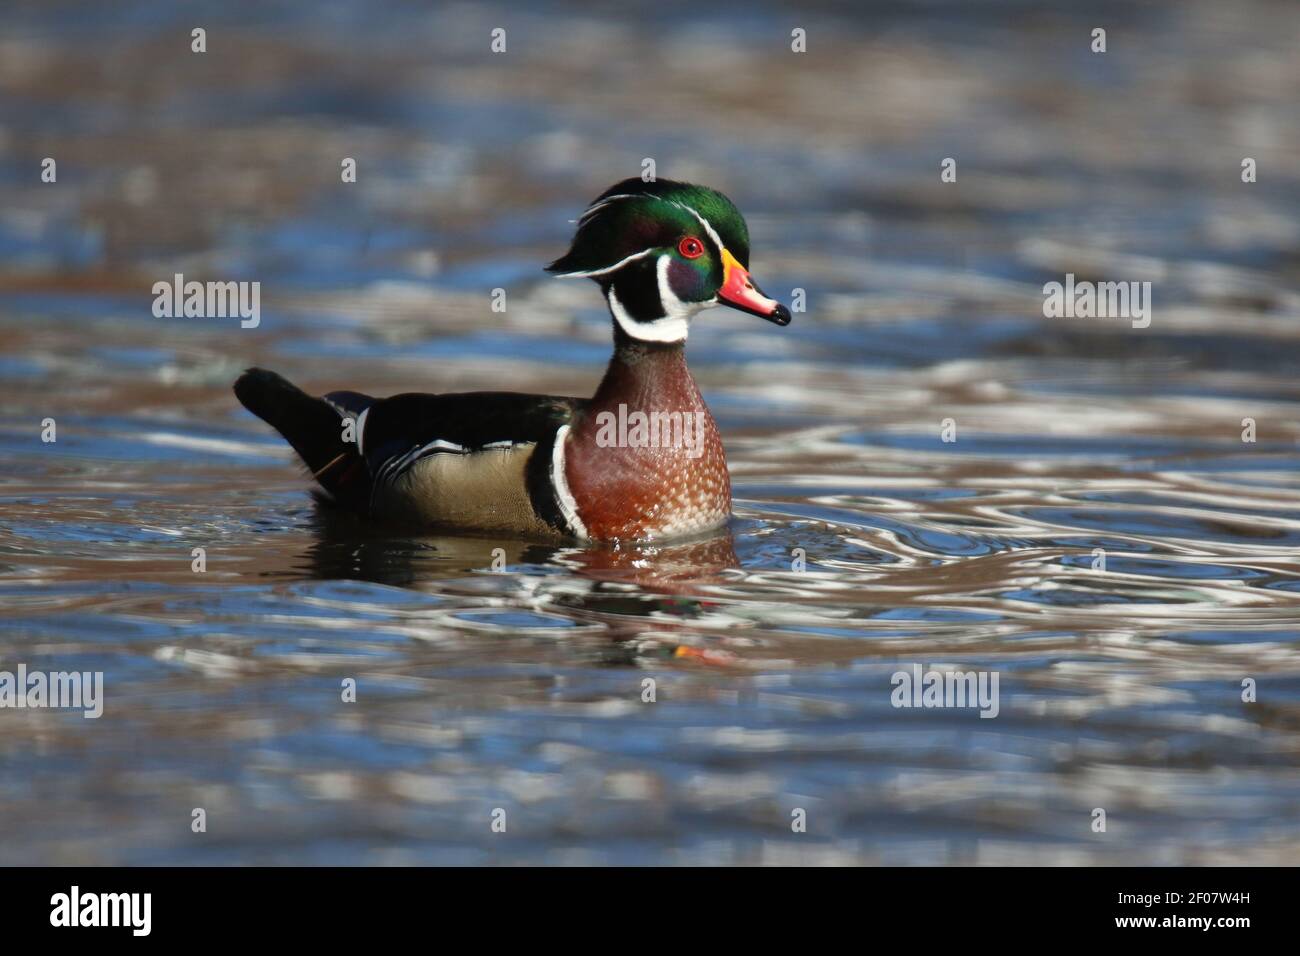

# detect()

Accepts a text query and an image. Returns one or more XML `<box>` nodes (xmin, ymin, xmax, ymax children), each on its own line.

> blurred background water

<box><xmin>1</xmin><ymin>0</ymin><xmax>1299</xmax><ymax>864</ymax></box>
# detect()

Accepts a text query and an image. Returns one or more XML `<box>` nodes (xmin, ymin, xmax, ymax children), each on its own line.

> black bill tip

<box><xmin>766</xmin><ymin>303</ymin><xmax>792</xmax><ymax>326</ymax></box>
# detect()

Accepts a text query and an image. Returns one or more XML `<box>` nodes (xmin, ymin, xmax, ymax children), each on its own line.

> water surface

<box><xmin>2</xmin><ymin>0</ymin><xmax>1299</xmax><ymax>864</ymax></box>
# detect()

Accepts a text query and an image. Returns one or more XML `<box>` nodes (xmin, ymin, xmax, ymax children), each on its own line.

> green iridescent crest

<box><xmin>546</xmin><ymin>178</ymin><xmax>751</xmax><ymax>280</ymax></box>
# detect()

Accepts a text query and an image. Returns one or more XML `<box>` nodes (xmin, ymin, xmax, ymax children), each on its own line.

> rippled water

<box><xmin>3</xmin><ymin>0</ymin><xmax>1300</xmax><ymax>864</ymax></box>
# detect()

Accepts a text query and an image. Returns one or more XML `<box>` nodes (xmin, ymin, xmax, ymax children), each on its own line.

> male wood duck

<box><xmin>234</xmin><ymin>178</ymin><xmax>790</xmax><ymax>542</ymax></box>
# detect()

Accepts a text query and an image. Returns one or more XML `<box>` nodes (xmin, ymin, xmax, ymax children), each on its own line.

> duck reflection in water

<box><xmin>299</xmin><ymin>506</ymin><xmax>740</xmax><ymax>662</ymax></box>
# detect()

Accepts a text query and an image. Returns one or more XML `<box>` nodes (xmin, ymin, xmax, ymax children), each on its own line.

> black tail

<box><xmin>234</xmin><ymin>368</ymin><xmax>371</xmax><ymax>510</ymax></box>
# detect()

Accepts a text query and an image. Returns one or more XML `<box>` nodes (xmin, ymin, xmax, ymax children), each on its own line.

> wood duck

<box><xmin>234</xmin><ymin>178</ymin><xmax>791</xmax><ymax>542</ymax></box>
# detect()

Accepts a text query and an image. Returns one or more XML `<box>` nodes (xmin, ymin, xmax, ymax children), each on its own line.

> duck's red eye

<box><xmin>678</xmin><ymin>236</ymin><xmax>705</xmax><ymax>259</ymax></box>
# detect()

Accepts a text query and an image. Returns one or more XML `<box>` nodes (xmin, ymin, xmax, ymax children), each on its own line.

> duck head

<box><xmin>546</xmin><ymin>178</ymin><xmax>791</xmax><ymax>344</ymax></box>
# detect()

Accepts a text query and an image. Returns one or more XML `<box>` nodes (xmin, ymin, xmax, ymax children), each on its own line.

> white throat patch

<box><xmin>606</xmin><ymin>254</ymin><xmax>711</xmax><ymax>344</ymax></box>
<box><xmin>608</xmin><ymin>285</ymin><xmax>690</xmax><ymax>345</ymax></box>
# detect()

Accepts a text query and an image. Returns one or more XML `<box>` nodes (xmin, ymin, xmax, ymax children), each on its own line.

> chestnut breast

<box><xmin>563</xmin><ymin>347</ymin><xmax>731</xmax><ymax>540</ymax></box>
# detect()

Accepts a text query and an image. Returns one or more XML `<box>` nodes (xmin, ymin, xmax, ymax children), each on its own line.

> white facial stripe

<box><xmin>577</xmin><ymin>194</ymin><xmax>642</xmax><ymax>226</ymax></box>
<box><xmin>572</xmin><ymin>192</ymin><xmax>729</xmax><ymax>261</ymax></box>
<box><xmin>669</xmin><ymin>200</ymin><xmax>727</xmax><ymax>257</ymax></box>
<box><xmin>550</xmin><ymin>424</ymin><xmax>589</xmax><ymax>539</ymax></box>
<box><xmin>608</xmin><ymin>284</ymin><xmax>689</xmax><ymax>344</ymax></box>
<box><xmin>550</xmin><ymin>246</ymin><xmax>655</xmax><ymax>279</ymax></box>
<box><xmin>557</xmin><ymin>192</ymin><xmax>736</xmax><ymax>295</ymax></box>
<box><xmin>656</xmin><ymin>253</ymin><xmax>699</xmax><ymax>320</ymax></box>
